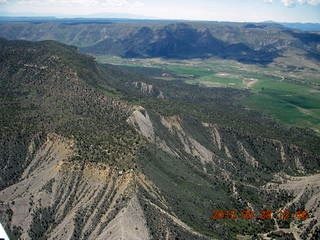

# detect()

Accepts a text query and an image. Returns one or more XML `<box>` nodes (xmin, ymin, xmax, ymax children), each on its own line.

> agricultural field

<box><xmin>96</xmin><ymin>55</ymin><xmax>320</xmax><ymax>133</ymax></box>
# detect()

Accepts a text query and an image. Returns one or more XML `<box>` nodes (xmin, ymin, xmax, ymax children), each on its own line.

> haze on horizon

<box><xmin>0</xmin><ymin>0</ymin><xmax>319</xmax><ymax>23</ymax></box>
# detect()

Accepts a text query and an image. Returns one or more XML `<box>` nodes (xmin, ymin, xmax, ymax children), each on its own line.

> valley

<box><xmin>96</xmin><ymin>55</ymin><xmax>320</xmax><ymax>133</ymax></box>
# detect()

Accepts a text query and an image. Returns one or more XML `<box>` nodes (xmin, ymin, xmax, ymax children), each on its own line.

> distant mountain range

<box><xmin>1</xmin><ymin>16</ymin><xmax>319</xmax><ymax>30</ymax></box>
<box><xmin>264</xmin><ymin>21</ymin><xmax>320</xmax><ymax>32</ymax></box>
<box><xmin>0</xmin><ymin>20</ymin><xmax>319</xmax><ymax>65</ymax></box>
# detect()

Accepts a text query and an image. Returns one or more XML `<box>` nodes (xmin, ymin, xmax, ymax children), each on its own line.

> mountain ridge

<box><xmin>0</xmin><ymin>38</ymin><xmax>320</xmax><ymax>239</ymax></box>
<box><xmin>0</xmin><ymin>21</ymin><xmax>319</xmax><ymax>64</ymax></box>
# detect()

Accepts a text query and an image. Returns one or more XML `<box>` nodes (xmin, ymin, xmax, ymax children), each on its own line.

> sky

<box><xmin>0</xmin><ymin>0</ymin><xmax>319</xmax><ymax>23</ymax></box>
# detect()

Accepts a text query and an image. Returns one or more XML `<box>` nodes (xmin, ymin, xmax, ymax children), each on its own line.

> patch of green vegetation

<box><xmin>28</xmin><ymin>206</ymin><xmax>55</xmax><ymax>240</ymax></box>
<box><xmin>166</xmin><ymin>65</ymin><xmax>214</xmax><ymax>77</ymax></box>
<box><xmin>187</xmin><ymin>74</ymin><xmax>244</xmax><ymax>88</ymax></box>
<box><xmin>244</xmin><ymin>80</ymin><xmax>320</xmax><ymax>132</ymax></box>
<box><xmin>94</xmin><ymin>55</ymin><xmax>124</xmax><ymax>64</ymax></box>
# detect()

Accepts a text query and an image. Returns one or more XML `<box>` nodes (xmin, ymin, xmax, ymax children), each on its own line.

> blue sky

<box><xmin>0</xmin><ymin>0</ymin><xmax>319</xmax><ymax>22</ymax></box>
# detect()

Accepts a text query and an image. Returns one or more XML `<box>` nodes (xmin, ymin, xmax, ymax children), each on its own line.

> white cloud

<box><xmin>263</xmin><ymin>0</ymin><xmax>320</xmax><ymax>6</ymax></box>
<box><xmin>281</xmin><ymin>0</ymin><xmax>296</xmax><ymax>6</ymax></box>
<box><xmin>0</xmin><ymin>0</ymin><xmax>8</xmax><ymax>3</ymax></box>
<box><xmin>281</xmin><ymin>0</ymin><xmax>320</xmax><ymax>6</ymax></box>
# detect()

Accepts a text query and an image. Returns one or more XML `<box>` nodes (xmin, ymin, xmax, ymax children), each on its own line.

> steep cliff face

<box><xmin>1</xmin><ymin>119</ymin><xmax>319</xmax><ymax>239</ymax></box>
<box><xmin>0</xmin><ymin>133</ymin><xmax>210</xmax><ymax>240</ymax></box>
